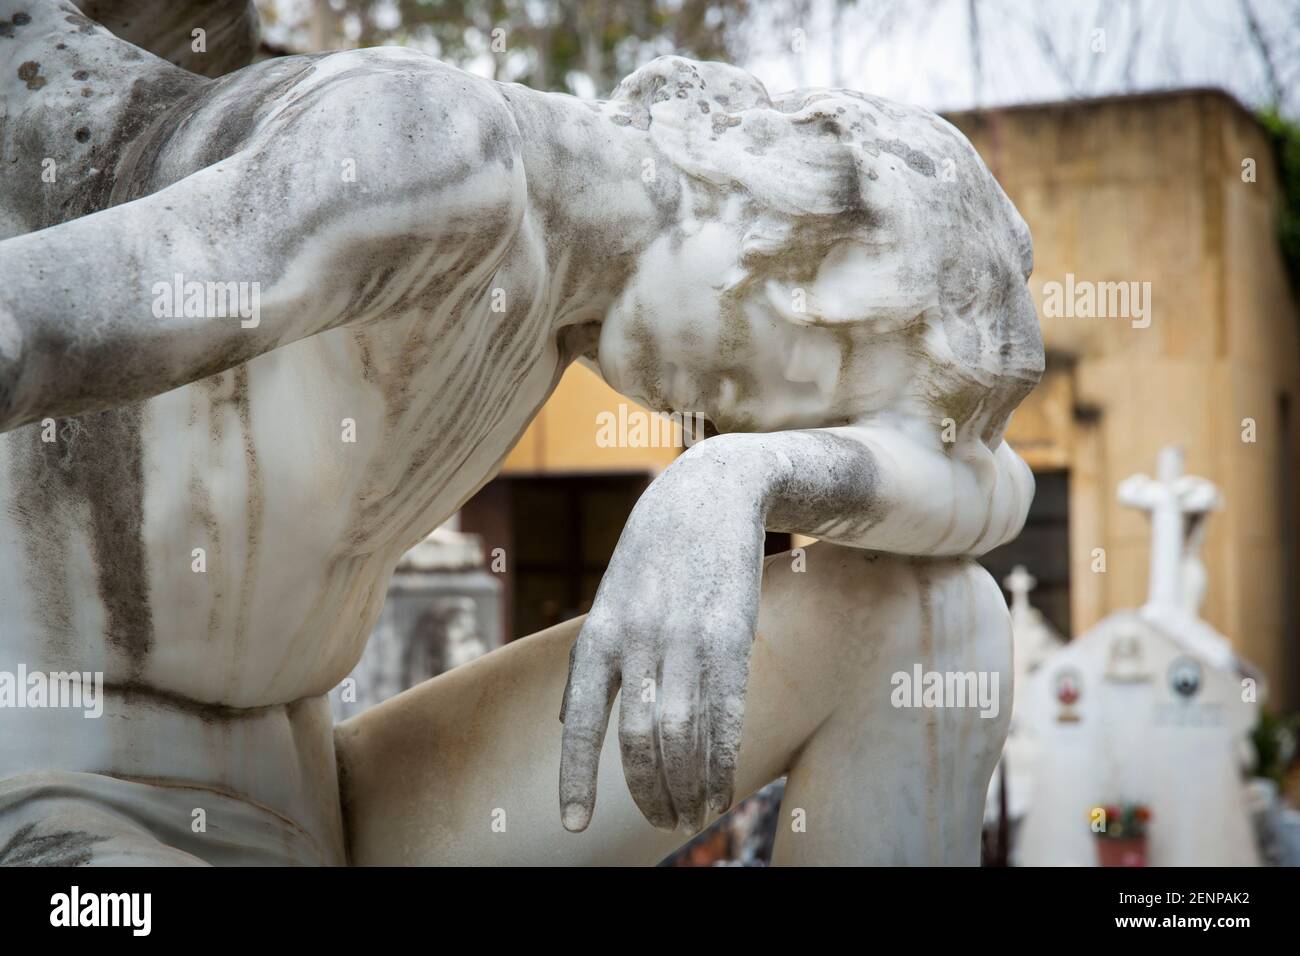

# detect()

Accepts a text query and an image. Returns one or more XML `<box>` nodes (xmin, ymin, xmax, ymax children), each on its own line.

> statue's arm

<box><xmin>0</xmin><ymin>81</ymin><xmax>521</xmax><ymax>434</ymax></box>
<box><xmin>0</xmin><ymin>152</ymin><xmax>328</xmax><ymax>432</ymax></box>
<box><xmin>717</xmin><ymin>423</ymin><xmax>1035</xmax><ymax>557</ymax></box>
<box><xmin>559</xmin><ymin>422</ymin><xmax>1033</xmax><ymax>834</ymax></box>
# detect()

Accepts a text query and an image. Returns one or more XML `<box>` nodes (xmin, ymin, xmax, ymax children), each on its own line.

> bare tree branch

<box><xmin>1240</xmin><ymin>0</ymin><xmax>1284</xmax><ymax>108</ymax></box>
<box><xmin>1030</xmin><ymin>5</ymin><xmax>1079</xmax><ymax>96</ymax></box>
<box><xmin>1120</xmin><ymin>0</ymin><xmax>1146</xmax><ymax>90</ymax></box>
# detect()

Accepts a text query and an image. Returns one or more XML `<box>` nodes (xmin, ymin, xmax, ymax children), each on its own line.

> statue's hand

<box><xmin>558</xmin><ymin>444</ymin><xmax>765</xmax><ymax>833</ymax></box>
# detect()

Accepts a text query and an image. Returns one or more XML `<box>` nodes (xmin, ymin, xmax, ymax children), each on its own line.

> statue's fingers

<box><xmin>658</xmin><ymin>648</ymin><xmax>708</xmax><ymax>833</ymax></box>
<box><xmin>704</xmin><ymin>636</ymin><xmax>752</xmax><ymax>816</ymax></box>
<box><xmin>558</xmin><ymin>634</ymin><xmax>618</xmax><ymax>833</ymax></box>
<box><xmin>558</xmin><ymin>637</ymin><xmax>579</xmax><ymax>723</ymax></box>
<box><xmin>618</xmin><ymin>648</ymin><xmax>677</xmax><ymax>831</ymax></box>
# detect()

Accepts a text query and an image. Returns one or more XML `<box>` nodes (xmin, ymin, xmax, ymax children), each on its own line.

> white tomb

<box><xmin>1015</xmin><ymin>447</ymin><xmax>1262</xmax><ymax>866</ymax></box>
<box><xmin>1007</xmin><ymin>565</ymin><xmax>1067</xmax><ymax>680</ymax></box>
<box><xmin>986</xmin><ymin>565</ymin><xmax>1065</xmax><ymax>824</ymax></box>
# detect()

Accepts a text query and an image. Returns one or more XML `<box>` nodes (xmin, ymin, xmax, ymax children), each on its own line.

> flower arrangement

<box><xmin>1093</xmin><ymin>802</ymin><xmax>1152</xmax><ymax>839</ymax></box>
<box><xmin>1091</xmin><ymin>802</ymin><xmax>1152</xmax><ymax>866</ymax></box>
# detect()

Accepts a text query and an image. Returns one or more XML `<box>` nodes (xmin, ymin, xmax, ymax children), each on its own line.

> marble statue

<box><xmin>1015</xmin><ymin>448</ymin><xmax>1261</xmax><ymax>866</ymax></box>
<box><xmin>0</xmin><ymin>0</ymin><xmax>1041</xmax><ymax>865</ymax></box>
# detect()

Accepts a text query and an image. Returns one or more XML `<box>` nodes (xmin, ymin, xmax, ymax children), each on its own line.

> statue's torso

<box><xmin>0</xmin><ymin>41</ymin><xmax>561</xmax><ymax>708</ymax></box>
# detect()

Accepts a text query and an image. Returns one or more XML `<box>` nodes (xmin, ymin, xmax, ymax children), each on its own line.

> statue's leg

<box><xmin>336</xmin><ymin>543</ymin><xmax>1012</xmax><ymax>865</ymax></box>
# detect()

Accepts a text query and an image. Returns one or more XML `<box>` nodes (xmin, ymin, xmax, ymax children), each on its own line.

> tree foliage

<box><xmin>1260</xmin><ymin>109</ymin><xmax>1300</xmax><ymax>296</ymax></box>
<box><xmin>266</xmin><ymin>0</ymin><xmax>751</xmax><ymax>97</ymax></box>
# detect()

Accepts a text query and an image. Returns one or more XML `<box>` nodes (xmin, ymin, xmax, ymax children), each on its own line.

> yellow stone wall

<box><xmin>500</xmin><ymin>363</ymin><xmax>681</xmax><ymax>475</ymax></box>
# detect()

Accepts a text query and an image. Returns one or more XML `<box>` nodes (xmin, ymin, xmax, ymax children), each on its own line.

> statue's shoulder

<box><xmin>286</xmin><ymin>47</ymin><xmax>513</xmax><ymax>125</ymax></box>
<box><xmin>241</xmin><ymin>48</ymin><xmax>523</xmax><ymax>193</ymax></box>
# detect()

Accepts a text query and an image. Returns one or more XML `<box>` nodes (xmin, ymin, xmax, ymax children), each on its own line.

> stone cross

<box><xmin>1116</xmin><ymin>446</ymin><xmax>1221</xmax><ymax>615</ymax></box>
<box><xmin>1004</xmin><ymin>564</ymin><xmax>1037</xmax><ymax>626</ymax></box>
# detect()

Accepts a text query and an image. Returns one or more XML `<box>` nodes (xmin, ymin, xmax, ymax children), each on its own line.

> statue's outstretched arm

<box><xmin>0</xmin><ymin>82</ymin><xmax>521</xmax><ymax>434</ymax></box>
<box><xmin>0</xmin><ymin>149</ymin><xmax>359</xmax><ymax>432</ymax></box>
<box><xmin>559</xmin><ymin>422</ymin><xmax>1033</xmax><ymax>834</ymax></box>
<box><xmin>747</xmin><ymin>425</ymin><xmax>1034</xmax><ymax>557</ymax></box>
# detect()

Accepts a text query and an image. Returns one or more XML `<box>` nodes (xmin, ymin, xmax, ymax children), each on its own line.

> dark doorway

<box><xmin>460</xmin><ymin>474</ymin><xmax>650</xmax><ymax>640</ymax></box>
<box><xmin>460</xmin><ymin>474</ymin><xmax>795</xmax><ymax>642</ymax></box>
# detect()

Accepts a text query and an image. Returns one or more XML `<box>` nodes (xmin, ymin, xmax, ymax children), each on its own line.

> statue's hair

<box><xmin>606</xmin><ymin>57</ymin><xmax>1044</xmax><ymax>437</ymax></box>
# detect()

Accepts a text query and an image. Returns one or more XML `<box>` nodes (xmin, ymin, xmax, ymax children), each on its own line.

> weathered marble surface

<box><xmin>336</xmin><ymin>546</ymin><xmax>1013</xmax><ymax>865</ymax></box>
<box><xmin>0</xmin><ymin>0</ymin><xmax>1041</xmax><ymax>864</ymax></box>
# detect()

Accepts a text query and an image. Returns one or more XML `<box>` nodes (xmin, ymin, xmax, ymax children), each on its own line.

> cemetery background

<box><xmin>266</xmin><ymin>0</ymin><xmax>1300</xmax><ymax>865</ymax></box>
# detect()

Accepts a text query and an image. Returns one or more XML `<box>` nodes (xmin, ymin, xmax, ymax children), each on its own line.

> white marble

<box><xmin>336</xmin><ymin>546</ymin><xmax>1014</xmax><ymax>865</ymax></box>
<box><xmin>0</xmin><ymin>1</ymin><xmax>1042</xmax><ymax>864</ymax></box>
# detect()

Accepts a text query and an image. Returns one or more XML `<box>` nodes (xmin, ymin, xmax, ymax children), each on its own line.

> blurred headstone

<box><xmin>985</xmin><ymin>565</ymin><xmax>1065</xmax><ymax>828</ymax></box>
<box><xmin>1016</xmin><ymin>448</ymin><xmax>1262</xmax><ymax>866</ymax></box>
<box><xmin>1280</xmin><ymin>808</ymin><xmax>1300</xmax><ymax>867</ymax></box>
<box><xmin>330</xmin><ymin>528</ymin><xmax>501</xmax><ymax>721</ymax></box>
<box><xmin>1246</xmin><ymin>777</ymin><xmax>1286</xmax><ymax>866</ymax></box>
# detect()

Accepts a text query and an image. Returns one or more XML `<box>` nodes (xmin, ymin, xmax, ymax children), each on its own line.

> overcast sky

<box><xmin>260</xmin><ymin>1</ymin><xmax>1299</xmax><ymax>117</ymax></box>
<box><xmin>742</xmin><ymin>0</ymin><xmax>1297</xmax><ymax>117</ymax></box>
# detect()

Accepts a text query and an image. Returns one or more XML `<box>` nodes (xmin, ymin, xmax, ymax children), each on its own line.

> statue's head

<box><xmin>595</xmin><ymin>57</ymin><xmax>1043</xmax><ymax>444</ymax></box>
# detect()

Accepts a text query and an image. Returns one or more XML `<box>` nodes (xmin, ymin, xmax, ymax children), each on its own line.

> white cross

<box><xmin>1117</xmin><ymin>446</ymin><xmax>1220</xmax><ymax>613</ymax></box>
<box><xmin>1004</xmin><ymin>564</ymin><xmax>1037</xmax><ymax>621</ymax></box>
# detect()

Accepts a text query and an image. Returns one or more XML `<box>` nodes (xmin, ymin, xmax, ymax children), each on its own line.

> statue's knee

<box><xmin>758</xmin><ymin>544</ymin><xmax>1012</xmax><ymax>707</ymax></box>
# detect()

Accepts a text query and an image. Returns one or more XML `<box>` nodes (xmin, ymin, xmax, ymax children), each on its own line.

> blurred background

<box><xmin>244</xmin><ymin>1</ymin><xmax>1300</xmax><ymax>865</ymax></box>
<box><xmin>253</xmin><ymin>0</ymin><xmax>1299</xmax><ymax>116</ymax></box>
